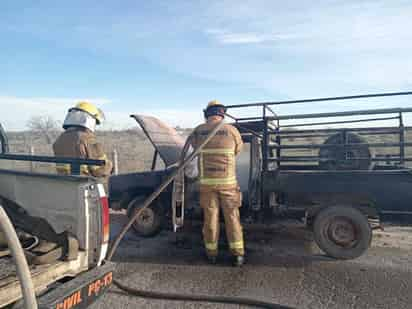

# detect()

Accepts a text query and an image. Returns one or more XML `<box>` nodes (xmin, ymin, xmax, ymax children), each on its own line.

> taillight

<box><xmin>97</xmin><ymin>184</ymin><xmax>110</xmax><ymax>244</ymax></box>
<box><xmin>100</xmin><ymin>196</ymin><xmax>110</xmax><ymax>243</ymax></box>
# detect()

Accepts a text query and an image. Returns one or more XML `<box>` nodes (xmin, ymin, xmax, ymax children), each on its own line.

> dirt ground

<box><xmin>373</xmin><ymin>225</ymin><xmax>412</xmax><ymax>249</ymax></box>
<box><xmin>92</xmin><ymin>213</ymin><xmax>412</xmax><ymax>309</ymax></box>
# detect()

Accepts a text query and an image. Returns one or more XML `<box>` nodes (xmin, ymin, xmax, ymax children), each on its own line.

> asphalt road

<box><xmin>92</xmin><ymin>213</ymin><xmax>412</xmax><ymax>309</ymax></box>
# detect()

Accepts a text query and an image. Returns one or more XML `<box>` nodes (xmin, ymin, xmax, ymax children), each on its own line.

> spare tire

<box><xmin>319</xmin><ymin>132</ymin><xmax>373</xmax><ymax>170</ymax></box>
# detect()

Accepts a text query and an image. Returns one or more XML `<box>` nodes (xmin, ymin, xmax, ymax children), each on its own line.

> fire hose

<box><xmin>106</xmin><ymin>121</ymin><xmax>294</xmax><ymax>309</ymax></box>
<box><xmin>0</xmin><ymin>206</ymin><xmax>38</xmax><ymax>309</ymax></box>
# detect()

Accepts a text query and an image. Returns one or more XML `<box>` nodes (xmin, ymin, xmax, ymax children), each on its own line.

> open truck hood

<box><xmin>131</xmin><ymin>115</ymin><xmax>185</xmax><ymax>167</ymax></box>
<box><xmin>131</xmin><ymin>115</ymin><xmax>250</xmax><ymax>193</ymax></box>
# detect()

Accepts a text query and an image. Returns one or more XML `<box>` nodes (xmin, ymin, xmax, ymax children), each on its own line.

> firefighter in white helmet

<box><xmin>188</xmin><ymin>100</ymin><xmax>245</xmax><ymax>266</ymax></box>
<box><xmin>53</xmin><ymin>101</ymin><xmax>113</xmax><ymax>177</ymax></box>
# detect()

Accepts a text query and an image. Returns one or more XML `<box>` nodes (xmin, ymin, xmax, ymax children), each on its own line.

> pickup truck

<box><xmin>109</xmin><ymin>92</ymin><xmax>412</xmax><ymax>260</ymax></box>
<box><xmin>0</xmin><ymin>125</ymin><xmax>113</xmax><ymax>308</ymax></box>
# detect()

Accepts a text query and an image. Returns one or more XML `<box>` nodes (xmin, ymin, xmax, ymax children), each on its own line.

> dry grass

<box><xmin>5</xmin><ymin>130</ymin><xmax>158</xmax><ymax>173</ymax></box>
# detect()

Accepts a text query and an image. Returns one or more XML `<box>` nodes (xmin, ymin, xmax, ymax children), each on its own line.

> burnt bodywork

<box><xmin>226</xmin><ymin>92</ymin><xmax>412</xmax><ymax>222</ymax></box>
<box><xmin>109</xmin><ymin>115</ymin><xmax>251</xmax><ymax>212</ymax></box>
<box><xmin>109</xmin><ymin>93</ymin><xmax>412</xmax><ymax>226</ymax></box>
<box><xmin>131</xmin><ymin>115</ymin><xmax>185</xmax><ymax>167</ymax></box>
<box><xmin>109</xmin><ymin>115</ymin><xmax>182</xmax><ymax>211</ymax></box>
<box><xmin>109</xmin><ymin>169</ymin><xmax>173</xmax><ymax>210</ymax></box>
<box><xmin>265</xmin><ymin>170</ymin><xmax>412</xmax><ymax>215</ymax></box>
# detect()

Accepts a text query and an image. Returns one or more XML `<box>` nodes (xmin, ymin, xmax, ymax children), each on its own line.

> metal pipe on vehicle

<box><xmin>270</xmin><ymin>107</ymin><xmax>412</xmax><ymax>121</ymax></box>
<box><xmin>399</xmin><ymin>113</ymin><xmax>406</xmax><ymax>165</ymax></box>
<box><xmin>269</xmin><ymin>156</ymin><xmax>412</xmax><ymax>162</ymax></box>
<box><xmin>235</xmin><ymin>117</ymin><xmax>265</xmax><ymax>121</ymax></box>
<box><xmin>0</xmin><ymin>154</ymin><xmax>104</xmax><ymax>166</ymax></box>
<box><xmin>0</xmin><ymin>206</ymin><xmax>37</xmax><ymax>309</ymax></box>
<box><xmin>273</xmin><ymin>142</ymin><xmax>412</xmax><ymax>150</ymax></box>
<box><xmin>0</xmin><ymin>154</ymin><xmax>105</xmax><ymax>176</ymax></box>
<box><xmin>276</xmin><ymin>126</ymin><xmax>404</xmax><ymax>135</ymax></box>
<box><xmin>226</xmin><ymin>91</ymin><xmax>412</xmax><ymax>108</ymax></box>
<box><xmin>264</xmin><ymin>104</ymin><xmax>278</xmax><ymax>117</ymax></box>
<box><xmin>279</xmin><ymin>116</ymin><xmax>400</xmax><ymax>128</ymax></box>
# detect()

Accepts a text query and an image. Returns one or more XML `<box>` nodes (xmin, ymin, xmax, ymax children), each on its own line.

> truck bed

<box><xmin>0</xmin><ymin>253</ymin><xmax>87</xmax><ymax>307</ymax></box>
<box><xmin>0</xmin><ymin>152</ymin><xmax>112</xmax><ymax>308</ymax></box>
<box><xmin>265</xmin><ymin>169</ymin><xmax>412</xmax><ymax>217</ymax></box>
<box><xmin>0</xmin><ymin>256</ymin><xmax>37</xmax><ymax>283</ymax></box>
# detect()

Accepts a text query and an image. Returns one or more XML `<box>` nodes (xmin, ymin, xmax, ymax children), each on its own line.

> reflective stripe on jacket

<box><xmin>53</xmin><ymin>127</ymin><xmax>112</xmax><ymax>177</ymax></box>
<box><xmin>189</xmin><ymin>121</ymin><xmax>243</xmax><ymax>188</ymax></box>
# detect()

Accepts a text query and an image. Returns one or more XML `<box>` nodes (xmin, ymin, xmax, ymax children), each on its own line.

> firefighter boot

<box><xmin>207</xmin><ymin>255</ymin><xmax>217</xmax><ymax>264</ymax></box>
<box><xmin>233</xmin><ymin>255</ymin><xmax>245</xmax><ymax>267</ymax></box>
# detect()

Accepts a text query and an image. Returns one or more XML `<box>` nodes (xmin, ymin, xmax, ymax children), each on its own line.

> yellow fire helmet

<box><xmin>204</xmin><ymin>100</ymin><xmax>226</xmax><ymax>118</ymax></box>
<box><xmin>71</xmin><ymin>101</ymin><xmax>105</xmax><ymax>124</ymax></box>
<box><xmin>206</xmin><ymin>100</ymin><xmax>224</xmax><ymax>109</ymax></box>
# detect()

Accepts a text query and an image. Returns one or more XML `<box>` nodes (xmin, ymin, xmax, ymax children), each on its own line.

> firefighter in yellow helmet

<box><xmin>53</xmin><ymin>101</ymin><xmax>113</xmax><ymax>178</ymax></box>
<box><xmin>188</xmin><ymin>100</ymin><xmax>245</xmax><ymax>266</ymax></box>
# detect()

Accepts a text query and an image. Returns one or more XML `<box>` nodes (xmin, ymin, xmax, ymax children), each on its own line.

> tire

<box><xmin>313</xmin><ymin>206</ymin><xmax>372</xmax><ymax>260</ymax></box>
<box><xmin>126</xmin><ymin>196</ymin><xmax>164</xmax><ymax>237</ymax></box>
<box><xmin>319</xmin><ymin>132</ymin><xmax>373</xmax><ymax>170</ymax></box>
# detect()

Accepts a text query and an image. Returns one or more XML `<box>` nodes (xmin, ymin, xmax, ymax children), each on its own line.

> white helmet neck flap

<box><xmin>63</xmin><ymin>109</ymin><xmax>97</xmax><ymax>132</ymax></box>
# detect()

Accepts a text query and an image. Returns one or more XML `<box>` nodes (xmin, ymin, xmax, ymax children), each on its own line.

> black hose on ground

<box><xmin>113</xmin><ymin>279</ymin><xmax>293</xmax><ymax>309</ymax></box>
<box><xmin>106</xmin><ymin>120</ymin><xmax>295</xmax><ymax>309</ymax></box>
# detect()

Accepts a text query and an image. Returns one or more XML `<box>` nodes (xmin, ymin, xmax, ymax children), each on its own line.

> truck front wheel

<box><xmin>313</xmin><ymin>206</ymin><xmax>372</xmax><ymax>260</ymax></box>
<box><xmin>126</xmin><ymin>197</ymin><xmax>163</xmax><ymax>237</ymax></box>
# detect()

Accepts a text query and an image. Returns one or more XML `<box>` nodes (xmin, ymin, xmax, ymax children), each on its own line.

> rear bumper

<box><xmin>15</xmin><ymin>262</ymin><xmax>115</xmax><ymax>309</ymax></box>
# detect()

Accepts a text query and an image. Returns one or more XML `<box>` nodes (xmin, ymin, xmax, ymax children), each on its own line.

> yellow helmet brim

<box><xmin>72</xmin><ymin>101</ymin><xmax>105</xmax><ymax>124</ymax></box>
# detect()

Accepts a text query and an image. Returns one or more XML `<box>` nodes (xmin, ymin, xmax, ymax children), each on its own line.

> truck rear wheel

<box><xmin>126</xmin><ymin>197</ymin><xmax>163</xmax><ymax>237</ymax></box>
<box><xmin>313</xmin><ymin>206</ymin><xmax>372</xmax><ymax>260</ymax></box>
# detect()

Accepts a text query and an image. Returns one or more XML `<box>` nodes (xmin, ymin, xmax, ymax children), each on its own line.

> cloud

<box><xmin>136</xmin><ymin>1</ymin><xmax>412</xmax><ymax>97</ymax></box>
<box><xmin>2</xmin><ymin>1</ymin><xmax>412</xmax><ymax>110</ymax></box>
<box><xmin>0</xmin><ymin>96</ymin><xmax>203</xmax><ymax>131</ymax></box>
<box><xmin>0</xmin><ymin>96</ymin><xmax>110</xmax><ymax>107</ymax></box>
<box><xmin>0</xmin><ymin>96</ymin><xmax>111</xmax><ymax>130</ymax></box>
<box><xmin>205</xmin><ymin>29</ymin><xmax>300</xmax><ymax>45</ymax></box>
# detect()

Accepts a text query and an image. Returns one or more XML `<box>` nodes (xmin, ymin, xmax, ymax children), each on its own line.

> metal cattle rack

<box><xmin>0</xmin><ymin>124</ymin><xmax>104</xmax><ymax>175</ymax></box>
<box><xmin>0</xmin><ymin>154</ymin><xmax>105</xmax><ymax>175</ymax></box>
<box><xmin>225</xmin><ymin>91</ymin><xmax>412</xmax><ymax>172</ymax></box>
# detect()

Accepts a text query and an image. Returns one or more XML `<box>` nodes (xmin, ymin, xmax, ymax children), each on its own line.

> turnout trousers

<box><xmin>200</xmin><ymin>185</ymin><xmax>244</xmax><ymax>257</ymax></box>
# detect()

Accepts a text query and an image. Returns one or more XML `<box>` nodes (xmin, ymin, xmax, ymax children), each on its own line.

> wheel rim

<box><xmin>326</xmin><ymin>217</ymin><xmax>358</xmax><ymax>248</ymax></box>
<box><xmin>132</xmin><ymin>208</ymin><xmax>155</xmax><ymax>230</ymax></box>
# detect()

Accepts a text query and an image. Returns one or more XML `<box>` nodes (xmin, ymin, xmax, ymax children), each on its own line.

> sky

<box><xmin>1</xmin><ymin>0</ymin><xmax>412</xmax><ymax>130</ymax></box>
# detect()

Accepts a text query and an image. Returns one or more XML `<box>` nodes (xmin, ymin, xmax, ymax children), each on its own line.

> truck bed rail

<box><xmin>0</xmin><ymin>154</ymin><xmax>104</xmax><ymax>175</ymax></box>
<box><xmin>226</xmin><ymin>91</ymin><xmax>412</xmax><ymax>170</ymax></box>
